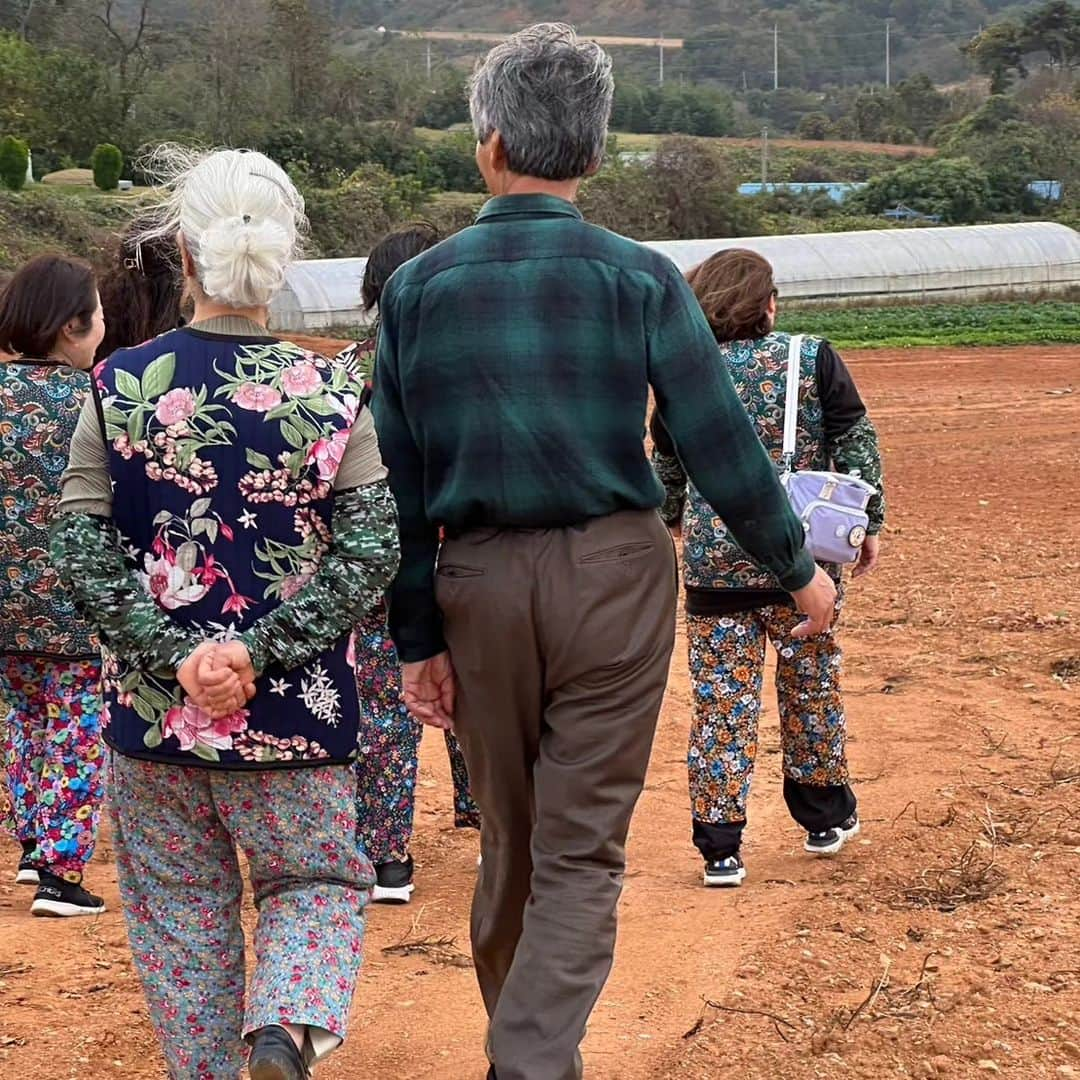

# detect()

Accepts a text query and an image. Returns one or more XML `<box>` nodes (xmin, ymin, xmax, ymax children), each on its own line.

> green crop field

<box><xmin>780</xmin><ymin>301</ymin><xmax>1080</xmax><ymax>349</ymax></box>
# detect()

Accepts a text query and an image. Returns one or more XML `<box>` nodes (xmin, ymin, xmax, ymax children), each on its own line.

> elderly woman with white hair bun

<box><xmin>51</xmin><ymin>146</ymin><xmax>400</xmax><ymax>1080</ymax></box>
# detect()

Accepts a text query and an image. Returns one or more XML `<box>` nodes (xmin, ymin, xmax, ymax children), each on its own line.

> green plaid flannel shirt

<box><xmin>373</xmin><ymin>194</ymin><xmax>815</xmax><ymax>661</ymax></box>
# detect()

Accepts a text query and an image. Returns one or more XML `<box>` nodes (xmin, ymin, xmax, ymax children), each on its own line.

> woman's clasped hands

<box><xmin>176</xmin><ymin>641</ymin><xmax>257</xmax><ymax>718</ymax></box>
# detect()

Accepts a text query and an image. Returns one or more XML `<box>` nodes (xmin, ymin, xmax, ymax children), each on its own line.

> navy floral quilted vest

<box><xmin>0</xmin><ymin>361</ymin><xmax>97</xmax><ymax>659</ymax></box>
<box><xmin>682</xmin><ymin>332</ymin><xmax>829</xmax><ymax>591</ymax></box>
<box><xmin>96</xmin><ymin>326</ymin><xmax>363</xmax><ymax>769</ymax></box>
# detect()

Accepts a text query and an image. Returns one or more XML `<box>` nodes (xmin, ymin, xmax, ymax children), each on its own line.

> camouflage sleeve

<box><xmin>241</xmin><ymin>480</ymin><xmax>401</xmax><ymax>676</ymax></box>
<box><xmin>651</xmin><ymin>448</ymin><xmax>688</xmax><ymax>526</ymax></box>
<box><xmin>49</xmin><ymin>513</ymin><xmax>200</xmax><ymax>675</ymax></box>
<box><xmin>829</xmin><ymin>414</ymin><xmax>887</xmax><ymax>535</ymax></box>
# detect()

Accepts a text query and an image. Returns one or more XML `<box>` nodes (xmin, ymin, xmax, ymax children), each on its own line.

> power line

<box><xmin>683</xmin><ymin>26</ymin><xmax>984</xmax><ymax>45</ymax></box>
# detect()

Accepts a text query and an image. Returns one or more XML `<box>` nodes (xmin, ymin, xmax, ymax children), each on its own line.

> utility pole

<box><xmin>885</xmin><ymin>20</ymin><xmax>891</xmax><ymax>88</ymax></box>
<box><xmin>659</xmin><ymin>35</ymin><xmax>665</xmax><ymax>86</ymax></box>
<box><xmin>761</xmin><ymin>125</ymin><xmax>769</xmax><ymax>186</ymax></box>
<box><xmin>773</xmin><ymin>24</ymin><xmax>779</xmax><ymax>90</ymax></box>
<box><xmin>426</xmin><ymin>42</ymin><xmax>432</xmax><ymax>81</ymax></box>
<box><xmin>742</xmin><ymin>70</ymin><xmax>748</xmax><ymax>93</ymax></box>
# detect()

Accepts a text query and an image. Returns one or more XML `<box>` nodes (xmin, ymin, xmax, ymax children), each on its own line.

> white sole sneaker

<box><xmin>31</xmin><ymin>897</ymin><xmax>106</xmax><ymax>917</ymax></box>
<box><xmin>371</xmin><ymin>882</ymin><xmax>415</xmax><ymax>905</ymax></box>
<box><xmin>15</xmin><ymin>868</ymin><xmax>40</xmax><ymax>886</ymax></box>
<box><xmin>804</xmin><ymin>817</ymin><xmax>861</xmax><ymax>856</ymax></box>
<box><xmin>704</xmin><ymin>866</ymin><xmax>747</xmax><ymax>888</ymax></box>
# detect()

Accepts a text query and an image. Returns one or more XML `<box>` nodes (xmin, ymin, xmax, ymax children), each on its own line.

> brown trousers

<box><xmin>436</xmin><ymin>510</ymin><xmax>677</xmax><ymax>1080</ymax></box>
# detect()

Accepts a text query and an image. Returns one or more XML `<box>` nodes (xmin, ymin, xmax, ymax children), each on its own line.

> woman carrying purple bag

<box><xmin>650</xmin><ymin>249</ymin><xmax>887</xmax><ymax>889</ymax></box>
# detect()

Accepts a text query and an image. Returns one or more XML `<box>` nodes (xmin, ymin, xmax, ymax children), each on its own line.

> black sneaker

<box><xmin>16</xmin><ymin>840</ymin><xmax>38</xmax><ymax>885</ymax></box>
<box><xmin>703</xmin><ymin>853</ymin><xmax>747</xmax><ymax>888</ymax></box>
<box><xmin>248</xmin><ymin>1025</ymin><xmax>310</xmax><ymax>1080</ymax></box>
<box><xmin>16</xmin><ymin>856</ymin><xmax>39</xmax><ymax>886</ymax></box>
<box><xmin>372</xmin><ymin>856</ymin><xmax>415</xmax><ymax>905</ymax></box>
<box><xmin>805</xmin><ymin>813</ymin><xmax>861</xmax><ymax>856</ymax></box>
<box><xmin>30</xmin><ymin>870</ymin><xmax>106</xmax><ymax>917</ymax></box>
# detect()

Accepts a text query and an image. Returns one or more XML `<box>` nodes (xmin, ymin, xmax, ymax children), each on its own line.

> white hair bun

<box><xmin>131</xmin><ymin>146</ymin><xmax>305</xmax><ymax>310</ymax></box>
<box><xmin>198</xmin><ymin>215</ymin><xmax>292</xmax><ymax>308</ymax></box>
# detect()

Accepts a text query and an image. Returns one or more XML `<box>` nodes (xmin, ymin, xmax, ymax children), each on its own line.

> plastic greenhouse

<box><xmin>272</xmin><ymin>258</ymin><xmax>368</xmax><ymax>332</ymax></box>
<box><xmin>270</xmin><ymin>222</ymin><xmax>1080</xmax><ymax>331</ymax></box>
<box><xmin>645</xmin><ymin>222</ymin><xmax>1080</xmax><ymax>303</ymax></box>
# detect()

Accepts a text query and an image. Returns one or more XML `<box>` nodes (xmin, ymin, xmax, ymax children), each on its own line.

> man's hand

<box><xmin>790</xmin><ymin>565</ymin><xmax>838</xmax><ymax>639</ymax></box>
<box><xmin>852</xmin><ymin>534</ymin><xmax>881</xmax><ymax>579</ymax></box>
<box><xmin>402</xmin><ymin>651</ymin><xmax>456</xmax><ymax>730</ymax></box>
<box><xmin>177</xmin><ymin>643</ymin><xmax>246</xmax><ymax>717</ymax></box>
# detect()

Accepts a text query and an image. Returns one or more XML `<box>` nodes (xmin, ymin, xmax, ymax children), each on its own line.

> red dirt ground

<box><xmin>1</xmin><ymin>344</ymin><xmax>1078</xmax><ymax>1080</ymax></box>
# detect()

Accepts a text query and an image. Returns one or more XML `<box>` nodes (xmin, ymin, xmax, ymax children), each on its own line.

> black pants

<box><xmin>693</xmin><ymin>778</ymin><xmax>857</xmax><ymax>861</ymax></box>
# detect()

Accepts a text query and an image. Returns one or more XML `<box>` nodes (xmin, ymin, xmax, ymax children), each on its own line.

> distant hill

<box><xmin>106</xmin><ymin>0</ymin><xmax>1054</xmax><ymax>88</ymax></box>
<box><xmin>337</xmin><ymin>0</ymin><xmax>1038</xmax><ymax>41</ymax></box>
<box><xmin>331</xmin><ymin>0</ymin><xmax>1048</xmax><ymax>87</ymax></box>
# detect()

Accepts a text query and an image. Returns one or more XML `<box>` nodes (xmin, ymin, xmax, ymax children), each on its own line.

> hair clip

<box><xmin>242</xmin><ymin>214</ymin><xmax>251</xmax><ymax>224</ymax></box>
<box><xmin>123</xmin><ymin>241</ymin><xmax>146</xmax><ymax>274</ymax></box>
<box><xmin>251</xmin><ymin>171</ymin><xmax>292</xmax><ymax>198</ymax></box>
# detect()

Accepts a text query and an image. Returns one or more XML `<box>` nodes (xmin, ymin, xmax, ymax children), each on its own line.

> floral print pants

<box><xmin>107</xmin><ymin>754</ymin><xmax>374</xmax><ymax>1080</ymax></box>
<box><xmin>687</xmin><ymin>605</ymin><xmax>850</xmax><ymax>830</ymax></box>
<box><xmin>0</xmin><ymin>655</ymin><xmax>103</xmax><ymax>881</ymax></box>
<box><xmin>353</xmin><ymin>607</ymin><xmax>480</xmax><ymax>865</ymax></box>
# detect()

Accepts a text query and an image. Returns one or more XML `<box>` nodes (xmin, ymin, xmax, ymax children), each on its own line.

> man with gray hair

<box><xmin>373</xmin><ymin>23</ymin><xmax>836</xmax><ymax>1080</ymax></box>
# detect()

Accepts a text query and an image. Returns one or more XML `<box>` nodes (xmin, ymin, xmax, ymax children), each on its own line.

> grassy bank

<box><xmin>0</xmin><ymin>186</ymin><xmax>148</xmax><ymax>271</ymax></box>
<box><xmin>781</xmin><ymin>301</ymin><xmax>1080</xmax><ymax>349</ymax></box>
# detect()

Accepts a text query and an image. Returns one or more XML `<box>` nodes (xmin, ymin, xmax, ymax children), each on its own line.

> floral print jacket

<box><xmin>0</xmin><ymin>361</ymin><xmax>97</xmax><ymax>658</ymax></box>
<box><xmin>50</xmin><ymin>327</ymin><xmax>399</xmax><ymax>769</ymax></box>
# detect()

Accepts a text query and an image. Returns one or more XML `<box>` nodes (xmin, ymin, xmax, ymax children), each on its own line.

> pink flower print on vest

<box><xmin>162</xmin><ymin>701</ymin><xmax>249</xmax><ymax>753</ymax></box>
<box><xmin>307</xmin><ymin>429</ymin><xmax>349</xmax><ymax>481</ymax></box>
<box><xmin>234</xmin><ymin>383</ymin><xmax>283</xmax><ymax>412</ymax></box>
<box><xmin>281</xmin><ymin>362</ymin><xmax>323</xmax><ymax>398</ymax></box>
<box><xmin>155</xmin><ymin>388</ymin><xmax>197</xmax><ymax>426</ymax></box>
<box><xmin>140</xmin><ymin>552</ymin><xmax>211</xmax><ymax>609</ymax></box>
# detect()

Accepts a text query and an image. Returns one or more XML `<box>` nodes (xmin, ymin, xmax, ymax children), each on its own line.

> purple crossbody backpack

<box><xmin>781</xmin><ymin>335</ymin><xmax>876</xmax><ymax>565</ymax></box>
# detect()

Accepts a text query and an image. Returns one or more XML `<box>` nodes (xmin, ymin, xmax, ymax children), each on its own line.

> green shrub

<box><xmin>852</xmin><ymin>157</ymin><xmax>992</xmax><ymax>224</ymax></box>
<box><xmin>305</xmin><ymin>164</ymin><xmax>428</xmax><ymax>258</ymax></box>
<box><xmin>90</xmin><ymin>142</ymin><xmax>123</xmax><ymax>191</ymax></box>
<box><xmin>0</xmin><ymin>135</ymin><xmax>30</xmax><ymax>192</ymax></box>
<box><xmin>797</xmin><ymin>113</ymin><xmax>831</xmax><ymax>141</ymax></box>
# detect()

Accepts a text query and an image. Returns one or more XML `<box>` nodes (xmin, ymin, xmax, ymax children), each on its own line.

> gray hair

<box><xmin>469</xmin><ymin>23</ymin><xmax>614</xmax><ymax>181</ymax></box>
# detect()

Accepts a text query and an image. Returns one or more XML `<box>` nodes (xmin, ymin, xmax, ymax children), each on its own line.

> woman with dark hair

<box><xmin>0</xmin><ymin>254</ymin><xmax>107</xmax><ymax>916</ymax></box>
<box><xmin>337</xmin><ymin>223</ymin><xmax>480</xmax><ymax>905</ymax></box>
<box><xmin>95</xmin><ymin>227</ymin><xmax>184</xmax><ymax>361</ymax></box>
<box><xmin>651</xmin><ymin>248</ymin><xmax>887</xmax><ymax>888</ymax></box>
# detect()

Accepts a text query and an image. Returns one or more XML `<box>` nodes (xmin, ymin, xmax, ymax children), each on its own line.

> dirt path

<box><xmin>1</xmin><ymin>345</ymin><xmax>1078</xmax><ymax>1079</ymax></box>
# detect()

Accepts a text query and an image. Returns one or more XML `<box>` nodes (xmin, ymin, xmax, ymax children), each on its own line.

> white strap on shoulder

<box><xmin>782</xmin><ymin>334</ymin><xmax>805</xmax><ymax>462</ymax></box>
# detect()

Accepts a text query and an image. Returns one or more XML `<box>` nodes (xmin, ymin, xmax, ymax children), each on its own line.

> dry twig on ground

<box><xmin>382</xmin><ymin>935</ymin><xmax>473</xmax><ymax>968</ymax></box>
<box><xmin>893</xmin><ymin>800</ymin><xmax>958</xmax><ymax>828</ymax></box>
<box><xmin>895</xmin><ymin>839</ymin><xmax>1005</xmax><ymax>911</ymax></box>
<box><xmin>684</xmin><ymin>997</ymin><xmax>799</xmax><ymax>1043</ymax></box>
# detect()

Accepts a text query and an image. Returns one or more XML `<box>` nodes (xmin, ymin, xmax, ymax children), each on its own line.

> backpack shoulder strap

<box><xmin>782</xmin><ymin>334</ymin><xmax>804</xmax><ymax>466</ymax></box>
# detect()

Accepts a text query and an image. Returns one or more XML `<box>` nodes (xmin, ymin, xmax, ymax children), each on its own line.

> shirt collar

<box><xmin>475</xmin><ymin>194</ymin><xmax>583</xmax><ymax>224</ymax></box>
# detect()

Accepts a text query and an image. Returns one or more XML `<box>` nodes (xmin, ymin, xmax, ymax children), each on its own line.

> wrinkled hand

<box><xmin>852</xmin><ymin>534</ymin><xmax>881</xmax><ymax>579</ymax></box>
<box><xmin>402</xmin><ymin>651</ymin><xmax>456</xmax><ymax>730</ymax></box>
<box><xmin>176</xmin><ymin>642</ymin><xmax>256</xmax><ymax>719</ymax></box>
<box><xmin>790</xmin><ymin>565</ymin><xmax>838</xmax><ymax>639</ymax></box>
